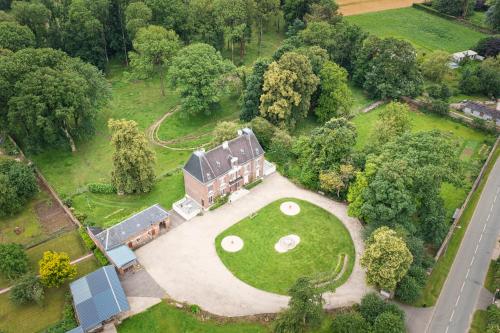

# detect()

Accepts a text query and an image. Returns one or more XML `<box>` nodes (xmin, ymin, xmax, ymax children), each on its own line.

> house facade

<box><xmin>462</xmin><ymin>101</ymin><xmax>500</xmax><ymax>126</ymax></box>
<box><xmin>183</xmin><ymin>128</ymin><xmax>265</xmax><ymax>209</ymax></box>
<box><xmin>88</xmin><ymin>204</ymin><xmax>170</xmax><ymax>273</ymax></box>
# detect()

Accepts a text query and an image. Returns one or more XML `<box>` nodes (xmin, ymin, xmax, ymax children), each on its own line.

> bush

<box><xmin>372</xmin><ymin>311</ymin><xmax>406</xmax><ymax>333</ymax></box>
<box><xmin>78</xmin><ymin>227</ymin><xmax>96</xmax><ymax>251</ymax></box>
<box><xmin>331</xmin><ymin>312</ymin><xmax>371</xmax><ymax>333</ymax></box>
<box><xmin>0</xmin><ymin>243</ymin><xmax>29</xmax><ymax>280</ymax></box>
<box><xmin>244</xmin><ymin>178</ymin><xmax>263</xmax><ymax>190</ymax></box>
<box><xmin>209</xmin><ymin>195</ymin><xmax>229</xmax><ymax>211</ymax></box>
<box><xmin>395</xmin><ymin>275</ymin><xmax>421</xmax><ymax>303</ymax></box>
<box><xmin>475</xmin><ymin>37</ymin><xmax>500</xmax><ymax>57</ymax></box>
<box><xmin>87</xmin><ymin>183</ymin><xmax>116</xmax><ymax>194</ymax></box>
<box><xmin>359</xmin><ymin>293</ymin><xmax>404</xmax><ymax>324</ymax></box>
<box><xmin>93</xmin><ymin>248</ymin><xmax>109</xmax><ymax>266</ymax></box>
<box><xmin>427</xmin><ymin>99</ymin><xmax>450</xmax><ymax>115</ymax></box>
<box><xmin>10</xmin><ymin>274</ymin><xmax>44</xmax><ymax>305</ymax></box>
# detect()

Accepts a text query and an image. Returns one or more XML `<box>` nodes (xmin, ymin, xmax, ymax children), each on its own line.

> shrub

<box><xmin>0</xmin><ymin>243</ymin><xmax>29</xmax><ymax>280</ymax></box>
<box><xmin>190</xmin><ymin>304</ymin><xmax>200</xmax><ymax>314</ymax></box>
<box><xmin>244</xmin><ymin>179</ymin><xmax>263</xmax><ymax>190</ymax></box>
<box><xmin>87</xmin><ymin>182</ymin><xmax>116</xmax><ymax>194</ymax></box>
<box><xmin>359</xmin><ymin>293</ymin><xmax>390</xmax><ymax>324</ymax></box>
<box><xmin>209</xmin><ymin>195</ymin><xmax>229</xmax><ymax>211</ymax></box>
<box><xmin>93</xmin><ymin>248</ymin><xmax>109</xmax><ymax>266</ymax></box>
<box><xmin>10</xmin><ymin>274</ymin><xmax>44</xmax><ymax>305</ymax></box>
<box><xmin>475</xmin><ymin>37</ymin><xmax>500</xmax><ymax>57</ymax></box>
<box><xmin>395</xmin><ymin>275</ymin><xmax>421</xmax><ymax>303</ymax></box>
<box><xmin>331</xmin><ymin>312</ymin><xmax>371</xmax><ymax>333</ymax></box>
<box><xmin>427</xmin><ymin>100</ymin><xmax>450</xmax><ymax>115</ymax></box>
<box><xmin>78</xmin><ymin>227</ymin><xmax>96</xmax><ymax>251</ymax></box>
<box><xmin>372</xmin><ymin>311</ymin><xmax>406</xmax><ymax>333</ymax></box>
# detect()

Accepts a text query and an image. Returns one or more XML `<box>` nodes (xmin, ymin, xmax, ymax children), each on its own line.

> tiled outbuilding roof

<box><xmin>69</xmin><ymin>266</ymin><xmax>130</xmax><ymax>332</ymax></box>
<box><xmin>94</xmin><ymin>204</ymin><xmax>169</xmax><ymax>251</ymax></box>
<box><xmin>184</xmin><ymin>128</ymin><xmax>264</xmax><ymax>184</ymax></box>
<box><xmin>464</xmin><ymin>101</ymin><xmax>500</xmax><ymax>120</ymax></box>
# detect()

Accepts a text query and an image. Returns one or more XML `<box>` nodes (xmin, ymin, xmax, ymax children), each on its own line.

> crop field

<box><xmin>346</xmin><ymin>7</ymin><xmax>487</xmax><ymax>53</ymax></box>
<box><xmin>339</xmin><ymin>0</ymin><xmax>424</xmax><ymax>16</ymax></box>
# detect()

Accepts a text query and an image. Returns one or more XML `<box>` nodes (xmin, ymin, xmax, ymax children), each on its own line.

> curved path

<box><xmin>135</xmin><ymin>173</ymin><xmax>369</xmax><ymax>316</ymax></box>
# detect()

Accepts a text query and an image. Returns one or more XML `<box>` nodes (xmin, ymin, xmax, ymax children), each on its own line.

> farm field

<box><xmin>0</xmin><ymin>257</ymin><xmax>100</xmax><ymax>333</ymax></box>
<box><xmin>352</xmin><ymin>105</ymin><xmax>495</xmax><ymax>217</ymax></box>
<box><xmin>346</xmin><ymin>7</ymin><xmax>487</xmax><ymax>53</ymax></box>
<box><xmin>338</xmin><ymin>0</ymin><xmax>424</xmax><ymax>16</ymax></box>
<box><xmin>215</xmin><ymin>199</ymin><xmax>355</xmax><ymax>295</ymax></box>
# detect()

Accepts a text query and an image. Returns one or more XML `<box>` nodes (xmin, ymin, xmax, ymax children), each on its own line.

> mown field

<box><xmin>346</xmin><ymin>7</ymin><xmax>487</xmax><ymax>53</ymax></box>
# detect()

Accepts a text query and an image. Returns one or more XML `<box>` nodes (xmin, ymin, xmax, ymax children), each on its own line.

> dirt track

<box><xmin>339</xmin><ymin>0</ymin><xmax>425</xmax><ymax>16</ymax></box>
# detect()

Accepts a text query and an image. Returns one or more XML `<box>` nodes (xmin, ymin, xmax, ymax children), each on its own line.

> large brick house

<box><xmin>183</xmin><ymin>128</ymin><xmax>265</xmax><ymax>209</ymax></box>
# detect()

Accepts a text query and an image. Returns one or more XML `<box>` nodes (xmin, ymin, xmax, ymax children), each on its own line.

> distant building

<box><xmin>68</xmin><ymin>266</ymin><xmax>130</xmax><ymax>333</ymax></box>
<box><xmin>182</xmin><ymin>128</ymin><xmax>265</xmax><ymax>209</ymax></box>
<box><xmin>460</xmin><ymin>101</ymin><xmax>500</xmax><ymax>126</ymax></box>
<box><xmin>88</xmin><ymin>204</ymin><xmax>170</xmax><ymax>273</ymax></box>
<box><xmin>449</xmin><ymin>50</ymin><xmax>484</xmax><ymax>69</ymax></box>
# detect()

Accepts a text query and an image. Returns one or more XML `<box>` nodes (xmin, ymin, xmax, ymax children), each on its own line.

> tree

<box><xmin>353</xmin><ymin>36</ymin><xmax>423</xmax><ymax>99</ymax></box>
<box><xmin>296</xmin><ymin>46</ymin><xmax>329</xmax><ymax>76</ymax></box>
<box><xmin>395</xmin><ymin>274</ymin><xmax>422</xmax><ymax>303</ymax></box>
<box><xmin>315</xmin><ymin>61</ymin><xmax>353</xmax><ymax>122</ymax></box>
<box><xmin>241</xmin><ymin>58</ymin><xmax>271</xmax><ymax>121</ymax></box>
<box><xmin>373</xmin><ymin>312</ymin><xmax>406</xmax><ymax>333</ymax></box>
<box><xmin>0</xmin><ymin>48</ymin><xmax>110</xmax><ymax>152</ymax></box>
<box><xmin>39</xmin><ymin>251</ymin><xmax>77</xmax><ymax>288</ymax></box>
<box><xmin>0</xmin><ymin>10</ymin><xmax>14</xmax><ymax>21</ymax></box>
<box><xmin>254</xmin><ymin>0</ymin><xmax>280</xmax><ymax>55</ymax></box>
<box><xmin>187</xmin><ymin>0</ymin><xmax>225</xmax><ymax>48</ymax></box>
<box><xmin>304</xmin><ymin>0</ymin><xmax>341</xmax><ymax>24</ymax></box>
<box><xmin>129</xmin><ymin>25</ymin><xmax>181</xmax><ymax>96</ymax></box>
<box><xmin>109</xmin><ymin>119</ymin><xmax>156</xmax><ymax>194</ymax></box>
<box><xmin>421</xmin><ymin>51</ymin><xmax>451</xmax><ymax>82</ymax></box>
<box><xmin>0</xmin><ymin>243</ymin><xmax>29</xmax><ymax>280</ymax></box>
<box><xmin>370</xmin><ymin>102</ymin><xmax>412</xmax><ymax>146</ymax></box>
<box><xmin>283</xmin><ymin>0</ymin><xmax>330</xmax><ymax>26</ymax></box>
<box><xmin>0</xmin><ymin>160</ymin><xmax>38</xmax><ymax>216</ymax></box>
<box><xmin>0</xmin><ymin>21</ymin><xmax>34</xmax><ymax>51</ymax></box>
<box><xmin>11</xmin><ymin>1</ymin><xmax>50</xmax><ymax>46</ymax></box>
<box><xmin>477</xmin><ymin>56</ymin><xmax>500</xmax><ymax>97</ymax></box>
<box><xmin>433</xmin><ymin>0</ymin><xmax>475</xmax><ymax>17</ymax></box>
<box><xmin>359</xmin><ymin>293</ymin><xmax>390</xmax><ymax>324</ymax></box>
<box><xmin>475</xmin><ymin>37</ymin><xmax>500</xmax><ymax>57</ymax></box>
<box><xmin>269</xmin><ymin>128</ymin><xmax>293</xmax><ymax>164</ymax></box>
<box><xmin>249</xmin><ymin>116</ymin><xmax>275</xmax><ymax>148</ymax></box>
<box><xmin>125</xmin><ymin>2</ymin><xmax>152</xmax><ymax>40</ymax></box>
<box><xmin>169</xmin><ymin>43</ymin><xmax>235</xmax><ymax>116</ymax></box>
<box><xmin>10</xmin><ymin>274</ymin><xmax>44</xmax><ymax>305</ymax></box>
<box><xmin>319</xmin><ymin>164</ymin><xmax>354</xmax><ymax>197</ymax></box>
<box><xmin>331</xmin><ymin>312</ymin><xmax>371</xmax><ymax>333</ymax></box>
<box><xmin>0</xmin><ymin>0</ymin><xmax>11</xmax><ymax>10</ymax></box>
<box><xmin>361</xmin><ymin>227</ymin><xmax>413</xmax><ymax>291</ymax></box>
<box><xmin>260</xmin><ymin>52</ymin><xmax>319</xmax><ymax>128</ymax></box>
<box><xmin>273</xmin><ymin>277</ymin><xmax>323</xmax><ymax>333</ymax></box>
<box><xmin>213</xmin><ymin>121</ymin><xmax>239</xmax><ymax>145</ymax></box>
<box><xmin>144</xmin><ymin>0</ymin><xmax>190</xmax><ymax>39</ymax></box>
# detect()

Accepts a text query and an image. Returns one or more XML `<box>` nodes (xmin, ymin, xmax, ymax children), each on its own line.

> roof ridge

<box><xmin>103</xmin><ymin>266</ymin><xmax>122</xmax><ymax>312</ymax></box>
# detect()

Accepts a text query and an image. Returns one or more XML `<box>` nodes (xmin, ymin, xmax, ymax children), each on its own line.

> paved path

<box><xmin>136</xmin><ymin>173</ymin><xmax>369</xmax><ymax>316</ymax></box>
<box><xmin>426</xmin><ymin>157</ymin><xmax>500</xmax><ymax>333</ymax></box>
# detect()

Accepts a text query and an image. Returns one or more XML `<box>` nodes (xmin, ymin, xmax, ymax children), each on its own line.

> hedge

<box><xmin>244</xmin><ymin>178</ymin><xmax>263</xmax><ymax>190</ymax></box>
<box><xmin>209</xmin><ymin>195</ymin><xmax>229</xmax><ymax>211</ymax></box>
<box><xmin>78</xmin><ymin>227</ymin><xmax>96</xmax><ymax>251</ymax></box>
<box><xmin>93</xmin><ymin>248</ymin><xmax>109</xmax><ymax>266</ymax></box>
<box><xmin>87</xmin><ymin>183</ymin><xmax>116</xmax><ymax>194</ymax></box>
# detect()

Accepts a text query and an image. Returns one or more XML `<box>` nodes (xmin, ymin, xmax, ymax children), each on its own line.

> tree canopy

<box><xmin>38</xmin><ymin>251</ymin><xmax>77</xmax><ymax>288</ymax></box>
<box><xmin>0</xmin><ymin>243</ymin><xmax>29</xmax><ymax>280</ymax></box>
<box><xmin>0</xmin><ymin>21</ymin><xmax>34</xmax><ymax>51</ymax></box>
<box><xmin>0</xmin><ymin>159</ymin><xmax>38</xmax><ymax>216</ymax></box>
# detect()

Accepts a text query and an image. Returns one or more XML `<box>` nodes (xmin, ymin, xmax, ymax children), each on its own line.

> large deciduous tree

<box><xmin>240</xmin><ymin>57</ymin><xmax>271</xmax><ymax>121</ymax></box>
<box><xmin>254</xmin><ymin>0</ymin><xmax>279</xmax><ymax>55</ymax></box>
<box><xmin>0</xmin><ymin>160</ymin><xmax>38</xmax><ymax>216</ymax></box>
<box><xmin>0</xmin><ymin>243</ymin><xmax>29</xmax><ymax>280</ymax></box>
<box><xmin>169</xmin><ymin>43</ymin><xmax>235</xmax><ymax>116</ymax></box>
<box><xmin>260</xmin><ymin>51</ymin><xmax>319</xmax><ymax>128</ymax></box>
<box><xmin>187</xmin><ymin>0</ymin><xmax>225</xmax><ymax>49</ymax></box>
<box><xmin>353</xmin><ymin>36</ymin><xmax>423</xmax><ymax>99</ymax></box>
<box><xmin>11</xmin><ymin>1</ymin><xmax>50</xmax><ymax>46</ymax></box>
<box><xmin>109</xmin><ymin>119</ymin><xmax>156</xmax><ymax>194</ymax></box>
<box><xmin>0</xmin><ymin>48</ymin><xmax>110</xmax><ymax>152</ymax></box>
<box><xmin>129</xmin><ymin>25</ymin><xmax>181</xmax><ymax>96</ymax></box>
<box><xmin>361</xmin><ymin>227</ymin><xmax>413</xmax><ymax>291</ymax></box>
<box><xmin>39</xmin><ymin>251</ymin><xmax>77</xmax><ymax>288</ymax></box>
<box><xmin>316</xmin><ymin>61</ymin><xmax>353</xmax><ymax>122</ymax></box>
<box><xmin>369</xmin><ymin>102</ymin><xmax>412</xmax><ymax>146</ymax></box>
<box><xmin>0</xmin><ymin>21</ymin><xmax>35</xmax><ymax>51</ymax></box>
<box><xmin>10</xmin><ymin>274</ymin><xmax>44</xmax><ymax>306</ymax></box>
<box><xmin>125</xmin><ymin>2</ymin><xmax>152</xmax><ymax>40</ymax></box>
<box><xmin>486</xmin><ymin>0</ymin><xmax>500</xmax><ymax>31</ymax></box>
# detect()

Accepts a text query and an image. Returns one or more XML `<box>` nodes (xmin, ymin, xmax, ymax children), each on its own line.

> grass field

<box><xmin>0</xmin><ymin>257</ymin><xmax>99</xmax><ymax>333</ymax></box>
<box><xmin>118</xmin><ymin>301</ymin><xmax>270</xmax><ymax>333</ymax></box>
<box><xmin>215</xmin><ymin>198</ymin><xmax>355</xmax><ymax>295</ymax></box>
<box><xmin>352</xmin><ymin>105</ymin><xmax>495</xmax><ymax>219</ymax></box>
<box><xmin>416</xmin><ymin>144</ymin><xmax>499</xmax><ymax>306</ymax></box>
<box><xmin>346</xmin><ymin>7</ymin><xmax>487</xmax><ymax>53</ymax></box>
<box><xmin>469</xmin><ymin>309</ymin><xmax>488</xmax><ymax>333</ymax></box>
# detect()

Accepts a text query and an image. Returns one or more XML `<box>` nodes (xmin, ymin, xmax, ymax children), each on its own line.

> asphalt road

<box><xmin>426</xmin><ymin>156</ymin><xmax>500</xmax><ymax>333</ymax></box>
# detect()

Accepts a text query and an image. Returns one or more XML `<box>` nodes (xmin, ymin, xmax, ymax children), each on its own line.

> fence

<box><xmin>434</xmin><ymin>136</ymin><xmax>500</xmax><ymax>260</ymax></box>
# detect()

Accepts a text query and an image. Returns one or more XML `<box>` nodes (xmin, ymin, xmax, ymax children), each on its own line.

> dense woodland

<box><xmin>0</xmin><ymin>0</ymin><xmax>500</xmax><ymax>331</ymax></box>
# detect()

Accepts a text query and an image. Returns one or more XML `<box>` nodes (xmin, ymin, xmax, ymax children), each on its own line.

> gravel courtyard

<box><xmin>135</xmin><ymin>173</ymin><xmax>369</xmax><ymax>316</ymax></box>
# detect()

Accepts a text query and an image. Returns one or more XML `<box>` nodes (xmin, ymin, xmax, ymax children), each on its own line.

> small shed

<box><xmin>69</xmin><ymin>266</ymin><xmax>130</xmax><ymax>332</ymax></box>
<box><xmin>106</xmin><ymin>245</ymin><xmax>137</xmax><ymax>272</ymax></box>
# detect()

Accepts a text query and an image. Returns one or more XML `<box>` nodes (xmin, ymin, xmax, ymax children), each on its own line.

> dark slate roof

<box><xmin>184</xmin><ymin>128</ymin><xmax>264</xmax><ymax>184</ymax></box>
<box><xmin>88</xmin><ymin>226</ymin><xmax>103</xmax><ymax>236</ymax></box>
<box><xmin>464</xmin><ymin>101</ymin><xmax>500</xmax><ymax>120</ymax></box>
<box><xmin>95</xmin><ymin>204</ymin><xmax>169</xmax><ymax>251</ymax></box>
<box><xmin>70</xmin><ymin>266</ymin><xmax>130</xmax><ymax>332</ymax></box>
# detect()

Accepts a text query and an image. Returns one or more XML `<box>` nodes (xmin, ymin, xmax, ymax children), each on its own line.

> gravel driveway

<box><xmin>135</xmin><ymin>173</ymin><xmax>369</xmax><ymax>316</ymax></box>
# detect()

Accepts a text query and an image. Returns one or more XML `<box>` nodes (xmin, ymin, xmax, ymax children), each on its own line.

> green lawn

<box><xmin>346</xmin><ymin>7</ymin><xmax>487</xmax><ymax>53</ymax></box>
<box><xmin>0</xmin><ymin>257</ymin><xmax>99</xmax><ymax>333</ymax></box>
<box><xmin>215</xmin><ymin>198</ymin><xmax>355</xmax><ymax>295</ymax></box>
<box><xmin>118</xmin><ymin>301</ymin><xmax>270</xmax><ymax>333</ymax></box>
<box><xmin>469</xmin><ymin>309</ymin><xmax>488</xmax><ymax>333</ymax></box>
<box><xmin>416</xmin><ymin>145</ymin><xmax>500</xmax><ymax>306</ymax></box>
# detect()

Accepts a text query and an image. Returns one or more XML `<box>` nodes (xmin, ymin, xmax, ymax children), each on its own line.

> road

<box><xmin>426</xmin><ymin>156</ymin><xmax>500</xmax><ymax>333</ymax></box>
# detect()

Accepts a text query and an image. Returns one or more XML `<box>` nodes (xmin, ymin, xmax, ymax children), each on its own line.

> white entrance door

<box><xmin>244</xmin><ymin>175</ymin><xmax>249</xmax><ymax>184</ymax></box>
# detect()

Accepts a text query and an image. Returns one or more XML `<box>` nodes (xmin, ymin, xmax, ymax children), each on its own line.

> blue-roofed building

<box><xmin>87</xmin><ymin>204</ymin><xmax>170</xmax><ymax>273</ymax></box>
<box><xmin>69</xmin><ymin>266</ymin><xmax>130</xmax><ymax>332</ymax></box>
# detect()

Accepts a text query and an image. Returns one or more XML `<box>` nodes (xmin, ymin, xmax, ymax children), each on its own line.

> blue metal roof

<box><xmin>70</xmin><ymin>266</ymin><xmax>130</xmax><ymax>331</ymax></box>
<box><xmin>106</xmin><ymin>245</ymin><xmax>137</xmax><ymax>268</ymax></box>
